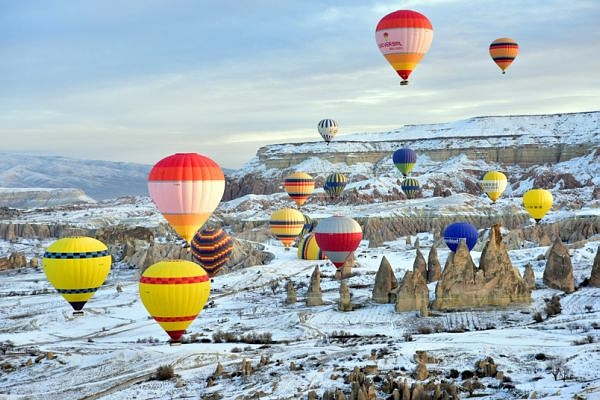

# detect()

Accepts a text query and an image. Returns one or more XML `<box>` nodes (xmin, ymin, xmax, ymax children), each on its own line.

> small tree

<box><xmin>548</xmin><ymin>358</ymin><xmax>566</xmax><ymax>381</ymax></box>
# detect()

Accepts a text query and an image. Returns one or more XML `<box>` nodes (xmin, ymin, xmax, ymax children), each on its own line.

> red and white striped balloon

<box><xmin>314</xmin><ymin>216</ymin><xmax>362</xmax><ymax>269</ymax></box>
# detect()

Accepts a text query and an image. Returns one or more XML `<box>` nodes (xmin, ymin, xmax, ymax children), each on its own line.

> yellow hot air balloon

<box><xmin>139</xmin><ymin>260</ymin><xmax>210</xmax><ymax>343</ymax></box>
<box><xmin>481</xmin><ymin>171</ymin><xmax>508</xmax><ymax>203</ymax></box>
<box><xmin>284</xmin><ymin>172</ymin><xmax>315</xmax><ymax>207</ymax></box>
<box><xmin>148</xmin><ymin>153</ymin><xmax>225</xmax><ymax>245</ymax></box>
<box><xmin>42</xmin><ymin>236</ymin><xmax>111</xmax><ymax>315</ymax></box>
<box><xmin>269</xmin><ymin>208</ymin><xmax>305</xmax><ymax>249</ymax></box>
<box><xmin>489</xmin><ymin>38</ymin><xmax>518</xmax><ymax>74</ymax></box>
<box><xmin>523</xmin><ymin>189</ymin><xmax>553</xmax><ymax>223</ymax></box>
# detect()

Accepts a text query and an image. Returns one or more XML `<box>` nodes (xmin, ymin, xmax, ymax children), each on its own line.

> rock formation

<box><xmin>433</xmin><ymin>225</ymin><xmax>531</xmax><ymax>310</ymax></box>
<box><xmin>427</xmin><ymin>246</ymin><xmax>442</xmax><ymax>282</ymax></box>
<box><xmin>588</xmin><ymin>245</ymin><xmax>600</xmax><ymax>287</ymax></box>
<box><xmin>285</xmin><ymin>280</ymin><xmax>297</xmax><ymax>304</ymax></box>
<box><xmin>0</xmin><ymin>252</ymin><xmax>27</xmax><ymax>271</ymax></box>
<box><xmin>394</xmin><ymin>271</ymin><xmax>429</xmax><ymax>316</ymax></box>
<box><xmin>335</xmin><ymin>253</ymin><xmax>355</xmax><ymax>280</ymax></box>
<box><xmin>372</xmin><ymin>256</ymin><xmax>397</xmax><ymax>303</ymax></box>
<box><xmin>338</xmin><ymin>280</ymin><xmax>353</xmax><ymax>312</ymax></box>
<box><xmin>543</xmin><ymin>239</ymin><xmax>575</xmax><ymax>293</ymax></box>
<box><xmin>306</xmin><ymin>266</ymin><xmax>324</xmax><ymax>306</ymax></box>
<box><xmin>523</xmin><ymin>263</ymin><xmax>536</xmax><ymax>290</ymax></box>
<box><xmin>412</xmin><ymin>248</ymin><xmax>428</xmax><ymax>282</ymax></box>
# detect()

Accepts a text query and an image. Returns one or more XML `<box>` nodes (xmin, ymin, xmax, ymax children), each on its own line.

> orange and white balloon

<box><xmin>148</xmin><ymin>153</ymin><xmax>225</xmax><ymax>245</ymax></box>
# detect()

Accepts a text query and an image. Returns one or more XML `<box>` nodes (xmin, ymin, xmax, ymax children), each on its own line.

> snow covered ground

<box><xmin>1</xmin><ymin>232</ymin><xmax>599</xmax><ymax>399</ymax></box>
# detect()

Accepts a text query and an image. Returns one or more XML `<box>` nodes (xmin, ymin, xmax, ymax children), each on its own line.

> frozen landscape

<box><xmin>0</xmin><ymin>111</ymin><xmax>599</xmax><ymax>399</ymax></box>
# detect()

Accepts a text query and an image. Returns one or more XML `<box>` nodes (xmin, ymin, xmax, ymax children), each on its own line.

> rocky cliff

<box><xmin>0</xmin><ymin>188</ymin><xmax>95</xmax><ymax>208</ymax></box>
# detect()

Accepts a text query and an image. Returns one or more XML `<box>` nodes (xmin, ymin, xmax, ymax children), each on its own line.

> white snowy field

<box><xmin>1</xmin><ymin>234</ymin><xmax>599</xmax><ymax>400</ymax></box>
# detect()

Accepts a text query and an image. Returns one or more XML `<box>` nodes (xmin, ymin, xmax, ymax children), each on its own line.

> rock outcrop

<box><xmin>523</xmin><ymin>263</ymin><xmax>536</xmax><ymax>290</ymax></box>
<box><xmin>589</xmin><ymin>246</ymin><xmax>600</xmax><ymax>287</ymax></box>
<box><xmin>433</xmin><ymin>225</ymin><xmax>531</xmax><ymax>310</ymax></box>
<box><xmin>427</xmin><ymin>246</ymin><xmax>442</xmax><ymax>282</ymax></box>
<box><xmin>543</xmin><ymin>239</ymin><xmax>575</xmax><ymax>293</ymax></box>
<box><xmin>285</xmin><ymin>280</ymin><xmax>297</xmax><ymax>304</ymax></box>
<box><xmin>0</xmin><ymin>252</ymin><xmax>27</xmax><ymax>271</ymax></box>
<box><xmin>372</xmin><ymin>256</ymin><xmax>397</xmax><ymax>303</ymax></box>
<box><xmin>412</xmin><ymin>248</ymin><xmax>428</xmax><ymax>282</ymax></box>
<box><xmin>306</xmin><ymin>266</ymin><xmax>324</xmax><ymax>306</ymax></box>
<box><xmin>338</xmin><ymin>281</ymin><xmax>353</xmax><ymax>312</ymax></box>
<box><xmin>394</xmin><ymin>271</ymin><xmax>429</xmax><ymax>316</ymax></box>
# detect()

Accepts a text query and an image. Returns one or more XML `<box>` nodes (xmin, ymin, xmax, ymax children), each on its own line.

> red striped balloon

<box><xmin>148</xmin><ymin>153</ymin><xmax>225</xmax><ymax>245</ymax></box>
<box><xmin>314</xmin><ymin>216</ymin><xmax>363</xmax><ymax>268</ymax></box>
<box><xmin>139</xmin><ymin>260</ymin><xmax>210</xmax><ymax>342</ymax></box>
<box><xmin>191</xmin><ymin>227</ymin><xmax>233</xmax><ymax>278</ymax></box>
<box><xmin>284</xmin><ymin>172</ymin><xmax>315</xmax><ymax>207</ymax></box>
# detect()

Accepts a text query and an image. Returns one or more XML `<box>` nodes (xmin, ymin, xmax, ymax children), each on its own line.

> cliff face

<box><xmin>0</xmin><ymin>188</ymin><xmax>95</xmax><ymax>208</ymax></box>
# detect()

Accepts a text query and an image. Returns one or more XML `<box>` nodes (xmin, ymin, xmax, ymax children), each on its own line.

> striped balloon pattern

<box><xmin>393</xmin><ymin>148</ymin><xmax>417</xmax><ymax>177</ymax></box>
<box><xmin>284</xmin><ymin>172</ymin><xmax>315</xmax><ymax>207</ymax></box>
<box><xmin>443</xmin><ymin>222</ymin><xmax>478</xmax><ymax>252</ymax></box>
<box><xmin>269</xmin><ymin>208</ymin><xmax>306</xmax><ymax>248</ymax></box>
<box><xmin>489</xmin><ymin>38</ymin><xmax>518</xmax><ymax>74</ymax></box>
<box><xmin>139</xmin><ymin>260</ymin><xmax>210</xmax><ymax>342</ymax></box>
<box><xmin>148</xmin><ymin>153</ymin><xmax>225</xmax><ymax>245</ymax></box>
<box><xmin>401</xmin><ymin>177</ymin><xmax>420</xmax><ymax>199</ymax></box>
<box><xmin>480</xmin><ymin>171</ymin><xmax>508</xmax><ymax>203</ymax></box>
<box><xmin>314</xmin><ymin>216</ymin><xmax>363</xmax><ymax>269</ymax></box>
<box><xmin>190</xmin><ymin>227</ymin><xmax>233</xmax><ymax>278</ymax></box>
<box><xmin>42</xmin><ymin>236</ymin><xmax>111</xmax><ymax>313</ymax></box>
<box><xmin>297</xmin><ymin>233</ymin><xmax>326</xmax><ymax>260</ymax></box>
<box><xmin>323</xmin><ymin>173</ymin><xmax>348</xmax><ymax>199</ymax></box>
<box><xmin>523</xmin><ymin>188</ymin><xmax>553</xmax><ymax>223</ymax></box>
<box><xmin>299</xmin><ymin>214</ymin><xmax>316</xmax><ymax>238</ymax></box>
<box><xmin>317</xmin><ymin>119</ymin><xmax>338</xmax><ymax>143</ymax></box>
<box><xmin>375</xmin><ymin>10</ymin><xmax>433</xmax><ymax>85</ymax></box>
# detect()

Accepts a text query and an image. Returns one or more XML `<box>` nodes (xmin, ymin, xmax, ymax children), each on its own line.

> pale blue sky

<box><xmin>1</xmin><ymin>0</ymin><xmax>599</xmax><ymax>169</ymax></box>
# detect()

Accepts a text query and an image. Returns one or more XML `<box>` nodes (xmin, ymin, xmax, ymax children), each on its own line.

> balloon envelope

<box><xmin>324</xmin><ymin>173</ymin><xmax>348</xmax><ymax>199</ymax></box>
<box><xmin>443</xmin><ymin>222</ymin><xmax>478</xmax><ymax>252</ymax></box>
<box><xmin>523</xmin><ymin>189</ymin><xmax>553</xmax><ymax>222</ymax></box>
<box><xmin>148</xmin><ymin>153</ymin><xmax>225</xmax><ymax>244</ymax></box>
<box><xmin>314</xmin><ymin>216</ymin><xmax>363</xmax><ymax>268</ymax></box>
<box><xmin>139</xmin><ymin>260</ymin><xmax>210</xmax><ymax>342</ymax></box>
<box><xmin>297</xmin><ymin>233</ymin><xmax>327</xmax><ymax>260</ymax></box>
<box><xmin>191</xmin><ymin>227</ymin><xmax>233</xmax><ymax>278</ymax></box>
<box><xmin>481</xmin><ymin>171</ymin><xmax>508</xmax><ymax>203</ymax></box>
<box><xmin>284</xmin><ymin>172</ymin><xmax>315</xmax><ymax>207</ymax></box>
<box><xmin>375</xmin><ymin>10</ymin><xmax>433</xmax><ymax>84</ymax></box>
<box><xmin>489</xmin><ymin>38</ymin><xmax>518</xmax><ymax>73</ymax></box>
<box><xmin>393</xmin><ymin>148</ymin><xmax>417</xmax><ymax>176</ymax></box>
<box><xmin>269</xmin><ymin>208</ymin><xmax>306</xmax><ymax>248</ymax></box>
<box><xmin>42</xmin><ymin>236</ymin><xmax>111</xmax><ymax>312</ymax></box>
<box><xmin>318</xmin><ymin>119</ymin><xmax>338</xmax><ymax>143</ymax></box>
<box><xmin>401</xmin><ymin>177</ymin><xmax>420</xmax><ymax>199</ymax></box>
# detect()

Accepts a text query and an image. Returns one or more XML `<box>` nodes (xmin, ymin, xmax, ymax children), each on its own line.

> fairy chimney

<box><xmin>395</xmin><ymin>271</ymin><xmax>429</xmax><ymax>316</ymax></box>
<box><xmin>412</xmin><ymin>248</ymin><xmax>428</xmax><ymax>282</ymax></box>
<box><xmin>523</xmin><ymin>263</ymin><xmax>536</xmax><ymax>290</ymax></box>
<box><xmin>338</xmin><ymin>280</ymin><xmax>353</xmax><ymax>311</ymax></box>
<box><xmin>285</xmin><ymin>280</ymin><xmax>297</xmax><ymax>304</ymax></box>
<box><xmin>588</xmin><ymin>245</ymin><xmax>600</xmax><ymax>287</ymax></box>
<box><xmin>543</xmin><ymin>239</ymin><xmax>575</xmax><ymax>293</ymax></box>
<box><xmin>372</xmin><ymin>256</ymin><xmax>397</xmax><ymax>303</ymax></box>
<box><xmin>306</xmin><ymin>265</ymin><xmax>324</xmax><ymax>306</ymax></box>
<box><xmin>427</xmin><ymin>246</ymin><xmax>442</xmax><ymax>282</ymax></box>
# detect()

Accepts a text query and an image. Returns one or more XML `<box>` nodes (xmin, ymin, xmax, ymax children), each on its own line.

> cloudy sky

<box><xmin>1</xmin><ymin>0</ymin><xmax>599</xmax><ymax>169</ymax></box>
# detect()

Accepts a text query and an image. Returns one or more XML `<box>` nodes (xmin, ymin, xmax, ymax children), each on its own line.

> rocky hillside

<box><xmin>0</xmin><ymin>188</ymin><xmax>95</xmax><ymax>208</ymax></box>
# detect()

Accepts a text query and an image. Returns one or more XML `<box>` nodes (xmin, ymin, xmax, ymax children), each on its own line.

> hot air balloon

<box><xmin>323</xmin><ymin>173</ymin><xmax>348</xmax><ymax>199</ymax></box>
<box><xmin>190</xmin><ymin>227</ymin><xmax>233</xmax><ymax>278</ymax></box>
<box><xmin>523</xmin><ymin>189</ymin><xmax>553</xmax><ymax>223</ymax></box>
<box><xmin>42</xmin><ymin>236</ymin><xmax>111</xmax><ymax>315</ymax></box>
<box><xmin>299</xmin><ymin>214</ymin><xmax>316</xmax><ymax>238</ymax></box>
<box><xmin>393</xmin><ymin>148</ymin><xmax>417</xmax><ymax>176</ymax></box>
<box><xmin>269</xmin><ymin>208</ymin><xmax>306</xmax><ymax>249</ymax></box>
<box><xmin>284</xmin><ymin>172</ymin><xmax>315</xmax><ymax>207</ymax></box>
<box><xmin>375</xmin><ymin>10</ymin><xmax>434</xmax><ymax>85</ymax></box>
<box><xmin>148</xmin><ymin>153</ymin><xmax>225</xmax><ymax>245</ymax></box>
<box><xmin>401</xmin><ymin>177</ymin><xmax>420</xmax><ymax>199</ymax></box>
<box><xmin>480</xmin><ymin>171</ymin><xmax>508</xmax><ymax>203</ymax></box>
<box><xmin>139</xmin><ymin>260</ymin><xmax>210</xmax><ymax>343</ymax></box>
<box><xmin>489</xmin><ymin>38</ymin><xmax>518</xmax><ymax>74</ymax></box>
<box><xmin>318</xmin><ymin>119</ymin><xmax>338</xmax><ymax>143</ymax></box>
<box><xmin>297</xmin><ymin>233</ymin><xmax>327</xmax><ymax>260</ymax></box>
<box><xmin>443</xmin><ymin>222</ymin><xmax>478</xmax><ymax>252</ymax></box>
<box><xmin>314</xmin><ymin>216</ymin><xmax>363</xmax><ymax>269</ymax></box>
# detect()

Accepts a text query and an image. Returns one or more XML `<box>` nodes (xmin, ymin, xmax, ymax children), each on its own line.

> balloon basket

<box><xmin>400</xmin><ymin>80</ymin><xmax>409</xmax><ymax>86</ymax></box>
<box><xmin>72</xmin><ymin>310</ymin><xmax>84</xmax><ymax>317</ymax></box>
<box><xmin>169</xmin><ymin>340</ymin><xmax>183</xmax><ymax>347</ymax></box>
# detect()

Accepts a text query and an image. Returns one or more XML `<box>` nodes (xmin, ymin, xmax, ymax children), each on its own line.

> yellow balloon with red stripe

<box><xmin>284</xmin><ymin>172</ymin><xmax>315</xmax><ymax>207</ymax></box>
<box><xmin>148</xmin><ymin>153</ymin><xmax>225</xmax><ymax>245</ymax></box>
<box><xmin>42</xmin><ymin>236</ymin><xmax>111</xmax><ymax>313</ymax></box>
<box><xmin>269</xmin><ymin>208</ymin><xmax>305</xmax><ymax>249</ymax></box>
<box><xmin>375</xmin><ymin>10</ymin><xmax>434</xmax><ymax>85</ymax></box>
<box><xmin>139</xmin><ymin>260</ymin><xmax>211</xmax><ymax>342</ymax></box>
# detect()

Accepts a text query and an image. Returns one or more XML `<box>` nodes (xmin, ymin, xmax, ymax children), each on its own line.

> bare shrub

<box><xmin>155</xmin><ymin>365</ymin><xmax>175</xmax><ymax>381</ymax></box>
<box><xmin>572</xmin><ymin>335</ymin><xmax>595</xmax><ymax>345</ymax></box>
<box><xmin>533</xmin><ymin>312</ymin><xmax>544</xmax><ymax>323</ymax></box>
<box><xmin>545</xmin><ymin>295</ymin><xmax>562</xmax><ymax>317</ymax></box>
